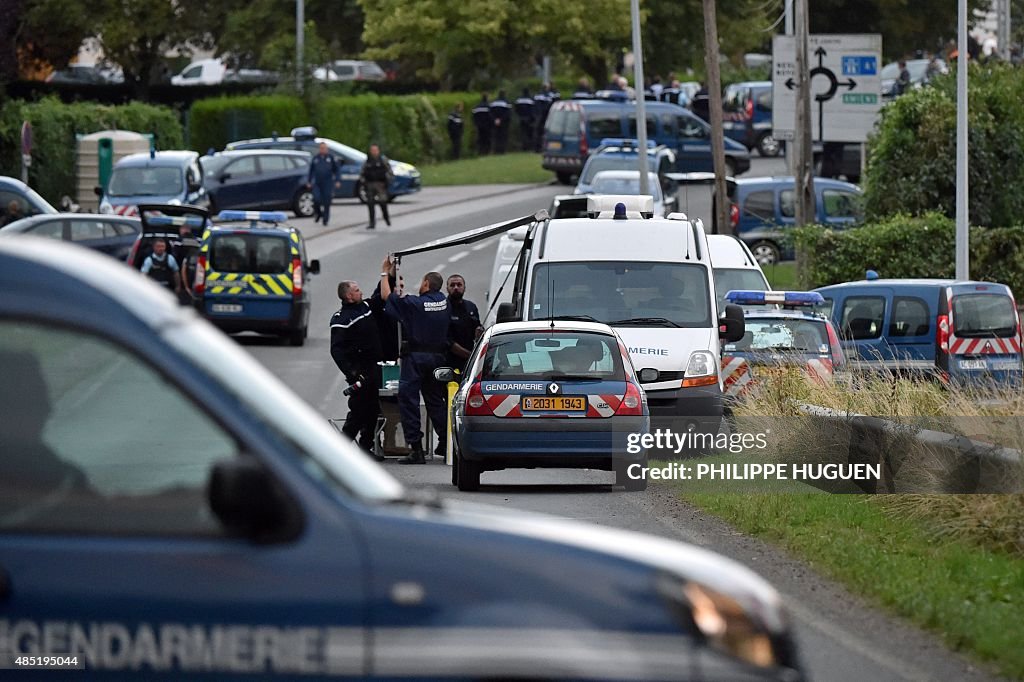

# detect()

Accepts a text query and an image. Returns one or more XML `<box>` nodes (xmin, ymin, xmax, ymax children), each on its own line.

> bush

<box><xmin>0</xmin><ymin>97</ymin><xmax>182</xmax><ymax>205</ymax></box>
<box><xmin>188</xmin><ymin>95</ymin><xmax>307</xmax><ymax>154</ymax></box>
<box><xmin>865</xmin><ymin>63</ymin><xmax>1024</xmax><ymax>228</ymax></box>
<box><xmin>793</xmin><ymin>213</ymin><xmax>1024</xmax><ymax>296</ymax></box>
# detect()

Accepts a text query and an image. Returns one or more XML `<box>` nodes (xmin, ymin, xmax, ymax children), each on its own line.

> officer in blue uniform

<box><xmin>533</xmin><ymin>83</ymin><xmax>558</xmax><ymax>152</ymax></box>
<box><xmin>472</xmin><ymin>95</ymin><xmax>492</xmax><ymax>156</ymax></box>
<box><xmin>331</xmin><ymin>280</ymin><xmax>384</xmax><ymax>460</ymax></box>
<box><xmin>381</xmin><ymin>256</ymin><xmax>450</xmax><ymax>464</ymax></box>
<box><xmin>307</xmin><ymin>142</ymin><xmax>339</xmax><ymax>226</ymax></box>
<box><xmin>514</xmin><ymin>88</ymin><xmax>536</xmax><ymax>151</ymax></box>
<box><xmin>140</xmin><ymin>238</ymin><xmax>180</xmax><ymax>295</ymax></box>
<box><xmin>445</xmin><ymin>274</ymin><xmax>482</xmax><ymax>372</ymax></box>
<box><xmin>489</xmin><ymin>90</ymin><xmax>512</xmax><ymax>155</ymax></box>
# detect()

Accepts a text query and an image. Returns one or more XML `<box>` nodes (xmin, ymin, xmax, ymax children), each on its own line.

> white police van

<box><xmin>396</xmin><ymin>196</ymin><xmax>745</xmax><ymax>434</ymax></box>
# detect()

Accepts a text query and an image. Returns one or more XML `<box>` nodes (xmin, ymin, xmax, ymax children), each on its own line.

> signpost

<box><xmin>772</xmin><ymin>34</ymin><xmax>882</xmax><ymax>144</ymax></box>
<box><xmin>20</xmin><ymin>121</ymin><xmax>32</xmax><ymax>184</ymax></box>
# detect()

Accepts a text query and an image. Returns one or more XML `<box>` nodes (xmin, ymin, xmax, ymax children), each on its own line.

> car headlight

<box><xmin>99</xmin><ymin>201</ymin><xmax>112</xmax><ymax>214</ymax></box>
<box><xmin>682</xmin><ymin>350</ymin><xmax>718</xmax><ymax>388</ymax></box>
<box><xmin>391</xmin><ymin>162</ymin><xmax>415</xmax><ymax>178</ymax></box>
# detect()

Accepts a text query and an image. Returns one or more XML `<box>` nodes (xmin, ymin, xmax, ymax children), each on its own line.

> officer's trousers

<box><xmin>476</xmin><ymin>128</ymin><xmax>491</xmax><ymax>155</ymax></box>
<box><xmin>398</xmin><ymin>352</ymin><xmax>447</xmax><ymax>449</ymax></box>
<box><xmin>519</xmin><ymin>120</ymin><xmax>534</xmax><ymax>150</ymax></box>
<box><xmin>494</xmin><ymin>126</ymin><xmax>509</xmax><ymax>154</ymax></box>
<box><xmin>342</xmin><ymin>369</ymin><xmax>380</xmax><ymax>449</ymax></box>
<box><xmin>313</xmin><ymin>181</ymin><xmax>333</xmax><ymax>224</ymax></box>
<box><xmin>366</xmin><ymin>181</ymin><xmax>389</xmax><ymax>227</ymax></box>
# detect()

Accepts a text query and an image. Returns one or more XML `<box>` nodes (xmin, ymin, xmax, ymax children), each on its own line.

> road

<box><xmin>237</xmin><ymin>157</ymin><xmax>1002</xmax><ymax>682</ymax></box>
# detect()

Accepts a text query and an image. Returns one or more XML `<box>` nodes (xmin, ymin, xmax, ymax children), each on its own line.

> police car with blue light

<box><xmin>574</xmin><ymin>138</ymin><xmax>680</xmax><ymax>213</ymax></box>
<box><xmin>720</xmin><ymin>291</ymin><xmax>845</xmax><ymax>397</ymax></box>
<box><xmin>193</xmin><ymin>210</ymin><xmax>320</xmax><ymax>346</ymax></box>
<box><xmin>0</xmin><ymin>235</ymin><xmax>804</xmax><ymax>679</ymax></box>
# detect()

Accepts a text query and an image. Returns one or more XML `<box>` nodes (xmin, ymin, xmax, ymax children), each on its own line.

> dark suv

<box><xmin>722</xmin><ymin>81</ymin><xmax>779</xmax><ymax>157</ymax></box>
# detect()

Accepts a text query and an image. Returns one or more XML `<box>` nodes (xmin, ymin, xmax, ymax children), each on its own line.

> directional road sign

<box><xmin>772</xmin><ymin>34</ymin><xmax>882</xmax><ymax>144</ymax></box>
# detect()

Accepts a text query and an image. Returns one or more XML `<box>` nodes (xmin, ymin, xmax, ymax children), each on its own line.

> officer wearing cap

<box><xmin>381</xmin><ymin>255</ymin><xmax>450</xmax><ymax>464</ymax></box>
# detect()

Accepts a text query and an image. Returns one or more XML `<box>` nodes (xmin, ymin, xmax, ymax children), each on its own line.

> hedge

<box><xmin>188</xmin><ymin>95</ymin><xmax>307</xmax><ymax>155</ymax></box>
<box><xmin>0</xmin><ymin>97</ymin><xmax>183</xmax><ymax>205</ymax></box>
<box><xmin>793</xmin><ymin>213</ymin><xmax>1024</xmax><ymax>297</ymax></box>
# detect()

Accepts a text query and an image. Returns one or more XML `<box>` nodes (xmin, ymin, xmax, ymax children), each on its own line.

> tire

<box><xmin>556</xmin><ymin>171</ymin><xmax>574</xmax><ymax>185</ymax></box>
<box><xmin>456</xmin><ymin>451</ymin><xmax>480</xmax><ymax>491</ymax></box>
<box><xmin>750</xmin><ymin>240</ymin><xmax>781</xmax><ymax>267</ymax></box>
<box><xmin>293</xmin><ymin>188</ymin><xmax>315</xmax><ymax>217</ymax></box>
<box><xmin>724</xmin><ymin>159</ymin><xmax>736</xmax><ymax>177</ymax></box>
<box><xmin>616</xmin><ymin>459</ymin><xmax>648</xmax><ymax>492</ymax></box>
<box><xmin>288</xmin><ymin>325</ymin><xmax>307</xmax><ymax>347</ymax></box>
<box><xmin>757</xmin><ymin>132</ymin><xmax>781</xmax><ymax>157</ymax></box>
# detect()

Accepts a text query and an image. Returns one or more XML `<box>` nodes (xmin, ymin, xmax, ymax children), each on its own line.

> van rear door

<box><xmin>946</xmin><ymin>285</ymin><xmax>1022</xmax><ymax>383</ymax></box>
<box><xmin>204</xmin><ymin>233</ymin><xmax>294</xmax><ymax>320</ymax></box>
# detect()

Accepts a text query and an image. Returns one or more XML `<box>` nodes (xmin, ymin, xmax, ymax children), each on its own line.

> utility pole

<box><xmin>793</xmin><ymin>0</ymin><xmax>815</xmax><ymax>227</ymax></box>
<box><xmin>702</xmin><ymin>0</ymin><xmax>730</xmax><ymax>234</ymax></box>
<box><xmin>997</xmin><ymin>0</ymin><xmax>1012</xmax><ymax>61</ymax></box>
<box><xmin>630</xmin><ymin>0</ymin><xmax>650</xmax><ymax>198</ymax></box>
<box><xmin>296</xmin><ymin>0</ymin><xmax>305</xmax><ymax>94</ymax></box>
<box><xmin>956</xmin><ymin>0</ymin><xmax>969</xmax><ymax>279</ymax></box>
<box><xmin>784</xmin><ymin>0</ymin><xmax>794</xmax><ymax>175</ymax></box>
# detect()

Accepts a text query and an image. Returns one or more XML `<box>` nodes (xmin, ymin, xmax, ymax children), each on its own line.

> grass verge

<box><xmin>419</xmin><ymin>152</ymin><xmax>552</xmax><ymax>186</ymax></box>
<box><xmin>678</xmin><ymin>488</ymin><xmax>1024</xmax><ymax>678</ymax></box>
<box><xmin>763</xmin><ymin>261</ymin><xmax>798</xmax><ymax>288</ymax></box>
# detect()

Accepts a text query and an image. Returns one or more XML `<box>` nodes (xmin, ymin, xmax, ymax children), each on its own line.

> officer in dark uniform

<box><xmin>140</xmin><ymin>238</ymin><xmax>180</xmax><ymax>295</ymax></box>
<box><xmin>370</xmin><ymin>263</ymin><xmax>402</xmax><ymax>362</ymax></box>
<box><xmin>445</xmin><ymin>274</ymin><xmax>482</xmax><ymax>372</ymax></box>
<box><xmin>307</xmin><ymin>142</ymin><xmax>340</xmax><ymax>226</ymax></box>
<box><xmin>514</xmin><ymin>88</ymin><xmax>536</xmax><ymax>151</ymax></box>
<box><xmin>381</xmin><ymin>256</ymin><xmax>450</xmax><ymax>464</ymax></box>
<box><xmin>472</xmin><ymin>94</ymin><xmax>492</xmax><ymax>156</ymax></box>
<box><xmin>490</xmin><ymin>90</ymin><xmax>512</xmax><ymax>155</ymax></box>
<box><xmin>171</xmin><ymin>223</ymin><xmax>200</xmax><ymax>306</ymax></box>
<box><xmin>331</xmin><ymin>280</ymin><xmax>384</xmax><ymax>460</ymax></box>
<box><xmin>447</xmin><ymin>102</ymin><xmax>464</xmax><ymax>160</ymax></box>
<box><xmin>359</xmin><ymin>143</ymin><xmax>394</xmax><ymax>230</ymax></box>
<box><xmin>533</xmin><ymin>83</ymin><xmax>557</xmax><ymax>152</ymax></box>
<box><xmin>571</xmin><ymin>77</ymin><xmax>594</xmax><ymax>99</ymax></box>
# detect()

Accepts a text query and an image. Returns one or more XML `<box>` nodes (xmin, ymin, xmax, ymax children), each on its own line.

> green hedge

<box><xmin>0</xmin><ymin>97</ymin><xmax>182</xmax><ymax>205</ymax></box>
<box><xmin>793</xmin><ymin>213</ymin><xmax>1024</xmax><ymax>297</ymax></box>
<box><xmin>188</xmin><ymin>95</ymin><xmax>307</xmax><ymax>155</ymax></box>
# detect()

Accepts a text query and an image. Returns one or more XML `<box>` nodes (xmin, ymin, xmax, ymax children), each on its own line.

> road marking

<box><xmin>471</xmin><ymin>241</ymin><xmax>493</xmax><ymax>252</ymax></box>
<box><xmin>431</xmin><ymin>264</ymin><xmax>445</xmax><ymax>273</ymax></box>
<box><xmin>448</xmin><ymin>251</ymin><xmax>469</xmax><ymax>263</ymax></box>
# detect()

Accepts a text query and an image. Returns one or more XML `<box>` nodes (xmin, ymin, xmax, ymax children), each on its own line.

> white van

<box><xmin>706</xmin><ymin>234</ymin><xmax>770</xmax><ymax>306</ymax></box>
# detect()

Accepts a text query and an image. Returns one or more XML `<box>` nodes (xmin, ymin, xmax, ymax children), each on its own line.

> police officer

<box><xmin>445</xmin><ymin>274</ymin><xmax>482</xmax><ymax>372</ymax></box>
<box><xmin>490</xmin><ymin>90</ymin><xmax>512</xmax><ymax>155</ymax></box>
<box><xmin>572</xmin><ymin>77</ymin><xmax>594</xmax><ymax>99</ymax></box>
<box><xmin>172</xmin><ymin>223</ymin><xmax>200</xmax><ymax>305</ymax></box>
<box><xmin>660</xmin><ymin>79</ymin><xmax>682</xmax><ymax>105</ymax></box>
<box><xmin>381</xmin><ymin>255</ymin><xmax>449</xmax><ymax>465</ymax></box>
<box><xmin>331</xmin><ymin>280</ymin><xmax>385</xmax><ymax>460</ymax></box>
<box><xmin>360</xmin><ymin>143</ymin><xmax>394</xmax><ymax>230</ymax></box>
<box><xmin>447</xmin><ymin>102</ymin><xmax>464</xmax><ymax>160</ymax></box>
<box><xmin>140</xmin><ymin>239</ymin><xmax>180</xmax><ymax>295</ymax></box>
<box><xmin>533</xmin><ymin>83</ymin><xmax>556</xmax><ymax>152</ymax></box>
<box><xmin>514</xmin><ymin>88</ymin><xmax>536</xmax><ymax>151</ymax></box>
<box><xmin>472</xmin><ymin>94</ymin><xmax>492</xmax><ymax>156</ymax></box>
<box><xmin>307</xmin><ymin>142</ymin><xmax>340</xmax><ymax>226</ymax></box>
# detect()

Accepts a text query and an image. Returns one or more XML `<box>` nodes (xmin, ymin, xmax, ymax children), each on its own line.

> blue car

<box><xmin>201</xmin><ymin>149</ymin><xmax>315</xmax><ymax>218</ymax></box>
<box><xmin>0</xmin><ymin>236</ymin><xmax>803</xmax><ymax>680</ymax></box>
<box><xmin>227</xmin><ymin>126</ymin><xmax>422</xmax><ymax>204</ymax></box>
<box><xmin>98</xmin><ymin>150</ymin><xmax>207</xmax><ymax>217</ymax></box>
<box><xmin>815</xmin><ymin>275</ymin><xmax>1023</xmax><ymax>385</ymax></box>
<box><xmin>722</xmin><ymin>81</ymin><xmax>779</xmax><ymax>157</ymax></box>
<box><xmin>0</xmin><ymin>213</ymin><xmax>140</xmax><ymax>260</ymax></box>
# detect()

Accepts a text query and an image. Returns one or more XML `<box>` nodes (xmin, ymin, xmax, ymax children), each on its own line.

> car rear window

<box><xmin>728</xmin><ymin>318</ymin><xmax>829</xmax><ymax>353</ymax></box>
<box><xmin>840</xmin><ymin>296</ymin><xmax>886</xmax><ymax>340</ymax></box>
<box><xmin>714</xmin><ymin>268</ymin><xmax>769</xmax><ymax>305</ymax></box>
<box><xmin>108</xmin><ymin>167</ymin><xmax>183</xmax><ymax>197</ymax></box>
<box><xmin>210</xmin><ymin>234</ymin><xmax>291</xmax><ymax>274</ymax></box>
<box><xmin>482</xmin><ymin>332</ymin><xmax>624</xmax><ymax>380</ymax></box>
<box><xmin>952</xmin><ymin>294</ymin><xmax>1017</xmax><ymax>338</ymax></box>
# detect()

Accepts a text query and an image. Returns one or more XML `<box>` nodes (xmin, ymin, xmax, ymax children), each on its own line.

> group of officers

<box><xmin>330</xmin><ymin>256</ymin><xmax>482</xmax><ymax>465</ymax></box>
<box><xmin>447</xmin><ymin>83</ymin><xmax>561</xmax><ymax>158</ymax></box>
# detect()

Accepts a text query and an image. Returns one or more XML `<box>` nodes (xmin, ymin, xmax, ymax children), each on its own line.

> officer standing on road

<box><xmin>472</xmin><ymin>94</ymin><xmax>492</xmax><ymax>156</ymax></box>
<box><xmin>445</xmin><ymin>274</ymin><xmax>483</xmax><ymax>372</ymax></box>
<box><xmin>140</xmin><ymin>239</ymin><xmax>180</xmax><ymax>295</ymax></box>
<box><xmin>447</xmin><ymin>102</ymin><xmax>465</xmax><ymax>160</ymax></box>
<box><xmin>360</xmin><ymin>143</ymin><xmax>394</xmax><ymax>230</ymax></box>
<box><xmin>331</xmin><ymin>280</ymin><xmax>385</xmax><ymax>460</ymax></box>
<box><xmin>514</xmin><ymin>88</ymin><xmax>536</xmax><ymax>151</ymax></box>
<box><xmin>307</xmin><ymin>142</ymin><xmax>340</xmax><ymax>226</ymax></box>
<box><xmin>381</xmin><ymin>255</ymin><xmax>449</xmax><ymax>465</ymax></box>
<box><xmin>490</xmin><ymin>90</ymin><xmax>512</xmax><ymax>155</ymax></box>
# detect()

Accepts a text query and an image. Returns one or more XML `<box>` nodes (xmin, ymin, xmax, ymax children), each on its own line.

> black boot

<box><xmin>383</xmin><ymin>206</ymin><xmax>391</xmax><ymax>226</ymax></box>
<box><xmin>398</xmin><ymin>441</ymin><xmax>427</xmax><ymax>465</ymax></box>
<box><xmin>359</xmin><ymin>440</ymin><xmax>385</xmax><ymax>462</ymax></box>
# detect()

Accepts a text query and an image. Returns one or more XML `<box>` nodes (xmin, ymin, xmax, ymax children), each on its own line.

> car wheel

<box><xmin>293</xmin><ymin>188</ymin><xmax>315</xmax><ymax>217</ymax></box>
<box><xmin>556</xmin><ymin>172</ymin><xmax>574</xmax><ymax>185</ymax></box>
<box><xmin>724</xmin><ymin>159</ymin><xmax>736</xmax><ymax>177</ymax></box>
<box><xmin>757</xmin><ymin>132</ymin><xmax>781</xmax><ymax>157</ymax></box>
<box><xmin>456</xmin><ymin>451</ymin><xmax>480</xmax><ymax>491</ymax></box>
<box><xmin>616</xmin><ymin>458</ymin><xmax>648</xmax><ymax>492</ymax></box>
<box><xmin>288</xmin><ymin>325</ymin><xmax>307</xmax><ymax>347</ymax></box>
<box><xmin>750</xmin><ymin>241</ymin><xmax>781</xmax><ymax>267</ymax></box>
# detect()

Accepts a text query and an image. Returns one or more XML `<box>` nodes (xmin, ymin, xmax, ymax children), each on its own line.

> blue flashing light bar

<box><xmin>598</xmin><ymin>138</ymin><xmax>657</xmax><ymax>149</ymax></box>
<box><xmin>146</xmin><ymin>215</ymin><xmax>207</xmax><ymax>227</ymax></box>
<box><xmin>725</xmin><ymin>290</ymin><xmax>825</xmax><ymax>307</ymax></box>
<box><xmin>215</xmin><ymin>210</ymin><xmax>289</xmax><ymax>223</ymax></box>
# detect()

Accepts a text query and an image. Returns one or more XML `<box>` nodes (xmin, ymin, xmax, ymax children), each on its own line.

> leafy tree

<box><xmin>93</xmin><ymin>0</ymin><xmax>195</xmax><ymax>93</ymax></box>
<box><xmin>0</xmin><ymin>0</ymin><xmax>92</xmax><ymax>82</ymax></box>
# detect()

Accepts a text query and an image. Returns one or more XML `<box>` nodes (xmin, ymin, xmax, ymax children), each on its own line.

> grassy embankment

<box><xmin>419</xmin><ymin>152</ymin><xmax>551</xmax><ymax>186</ymax></box>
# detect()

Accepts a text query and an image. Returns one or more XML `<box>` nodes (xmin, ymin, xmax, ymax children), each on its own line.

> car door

<box><xmin>674</xmin><ymin>114</ymin><xmax>713</xmax><ymax>171</ymax></box>
<box><xmin>21</xmin><ymin>218</ymin><xmax>67</xmax><ymax>241</ymax></box>
<box><xmin>256</xmin><ymin>154</ymin><xmax>298</xmax><ymax>208</ymax></box>
<box><xmin>68</xmin><ymin>218</ymin><xmax>122</xmax><ymax>257</ymax></box>
<box><xmin>820</xmin><ymin>188</ymin><xmax>863</xmax><ymax>228</ymax></box>
<box><xmin>836</xmin><ymin>291</ymin><xmax>891</xmax><ymax>362</ymax></box>
<box><xmin>214</xmin><ymin>156</ymin><xmax>260</xmax><ymax>209</ymax></box>
<box><xmin>0</xmin><ymin>319</ymin><xmax>367</xmax><ymax>677</ymax></box>
<box><xmin>883</xmin><ymin>293</ymin><xmax>936</xmax><ymax>367</ymax></box>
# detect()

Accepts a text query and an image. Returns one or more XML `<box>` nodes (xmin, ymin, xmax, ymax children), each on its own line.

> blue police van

<box><xmin>0</xmin><ymin>236</ymin><xmax>803</xmax><ymax>680</ymax></box>
<box><xmin>815</xmin><ymin>274</ymin><xmax>1023</xmax><ymax>385</ymax></box>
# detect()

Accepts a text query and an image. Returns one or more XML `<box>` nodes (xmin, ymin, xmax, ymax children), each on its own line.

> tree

<box><xmin>0</xmin><ymin>0</ymin><xmax>92</xmax><ymax>82</ymax></box>
<box><xmin>93</xmin><ymin>0</ymin><xmax>195</xmax><ymax>93</ymax></box>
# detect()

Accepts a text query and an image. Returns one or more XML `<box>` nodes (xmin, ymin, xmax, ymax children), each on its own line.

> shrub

<box><xmin>188</xmin><ymin>95</ymin><xmax>307</xmax><ymax>154</ymax></box>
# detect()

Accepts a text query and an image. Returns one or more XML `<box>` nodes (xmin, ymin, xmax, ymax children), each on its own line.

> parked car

<box><xmin>313</xmin><ymin>60</ymin><xmax>387</xmax><ymax>82</ymax></box>
<box><xmin>200</xmin><ymin>150</ymin><xmax>314</xmax><ymax>217</ymax></box>
<box><xmin>541</xmin><ymin>99</ymin><xmax>751</xmax><ymax>184</ymax></box>
<box><xmin>227</xmin><ymin>127</ymin><xmax>421</xmax><ymax>203</ymax></box>
<box><xmin>707</xmin><ymin>234</ymin><xmax>770</xmax><ymax>307</ymax></box>
<box><xmin>573</xmin><ymin>138</ymin><xmax>679</xmax><ymax>212</ymax></box>
<box><xmin>46</xmin><ymin>64</ymin><xmax>123</xmax><ymax>85</ymax></box>
<box><xmin>722</xmin><ymin>81</ymin><xmax>779</xmax><ymax>157</ymax></box>
<box><xmin>815</xmin><ymin>275</ymin><xmax>1022</xmax><ymax>386</ymax></box>
<box><xmin>0</xmin><ymin>176</ymin><xmax>58</xmax><ymax>222</ymax></box>
<box><xmin>0</xmin><ymin>213</ymin><xmax>140</xmax><ymax>260</ymax></box>
<box><xmin>171</xmin><ymin>58</ymin><xmax>277</xmax><ymax>86</ymax></box>
<box><xmin>98</xmin><ymin>151</ymin><xmax>207</xmax><ymax>217</ymax></box>
<box><xmin>589</xmin><ymin>171</ymin><xmax>668</xmax><ymax>217</ymax></box>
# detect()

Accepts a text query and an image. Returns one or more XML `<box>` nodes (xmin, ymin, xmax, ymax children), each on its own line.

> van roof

<box><xmin>816</xmin><ymin>279</ymin><xmax>1012</xmax><ymax>291</ymax></box>
<box><xmin>552</xmin><ymin>100</ymin><xmax>687</xmax><ymax>114</ymax></box>
<box><xmin>539</xmin><ymin>217</ymin><xmax>708</xmax><ymax>264</ymax></box>
<box><xmin>706</xmin><ymin>235</ymin><xmax>761</xmax><ymax>269</ymax></box>
<box><xmin>116</xmin><ymin>151</ymin><xmax>197</xmax><ymax>167</ymax></box>
<box><xmin>734</xmin><ymin>176</ymin><xmax>861</xmax><ymax>191</ymax></box>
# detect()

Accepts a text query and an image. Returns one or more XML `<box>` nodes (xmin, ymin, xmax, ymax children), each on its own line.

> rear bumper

<box><xmin>644</xmin><ymin>383</ymin><xmax>724</xmax><ymax>430</ymax></box>
<box><xmin>542</xmin><ymin>154</ymin><xmax>584</xmax><ymax>174</ymax></box>
<box><xmin>199</xmin><ymin>296</ymin><xmax>308</xmax><ymax>333</ymax></box>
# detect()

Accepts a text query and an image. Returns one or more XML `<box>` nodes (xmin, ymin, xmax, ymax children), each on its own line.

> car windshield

<box><xmin>199</xmin><ymin>155</ymin><xmax>231</xmax><ymax>177</ymax></box>
<box><xmin>108</xmin><ymin>166</ymin><xmax>183</xmax><ymax>197</ymax></box>
<box><xmin>591</xmin><ymin>173</ymin><xmax>661</xmax><ymax>201</ymax></box>
<box><xmin>952</xmin><ymin>294</ymin><xmax>1017</xmax><ymax>338</ymax></box>
<box><xmin>482</xmin><ymin>332</ymin><xmax>624</xmax><ymax>380</ymax></box>
<box><xmin>714</xmin><ymin>268</ymin><xmax>770</xmax><ymax>306</ymax></box>
<box><xmin>210</xmin><ymin>234</ymin><xmax>291</xmax><ymax>274</ymax></box>
<box><xmin>580</xmin><ymin>156</ymin><xmax>657</xmax><ymax>185</ymax></box>
<box><xmin>530</xmin><ymin>261</ymin><xmax>713</xmax><ymax>328</ymax></box>
<box><xmin>726</xmin><ymin>318</ymin><xmax>829</xmax><ymax>353</ymax></box>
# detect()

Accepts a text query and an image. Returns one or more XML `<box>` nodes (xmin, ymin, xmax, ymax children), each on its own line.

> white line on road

<box><xmin>431</xmin><ymin>264</ymin><xmax>445</xmax><ymax>273</ymax></box>
<box><xmin>448</xmin><ymin>251</ymin><xmax>469</xmax><ymax>263</ymax></box>
<box><xmin>471</xmin><ymin>241</ymin><xmax>493</xmax><ymax>252</ymax></box>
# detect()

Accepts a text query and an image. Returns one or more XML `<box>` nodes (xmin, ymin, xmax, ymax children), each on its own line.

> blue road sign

<box><xmin>842</xmin><ymin>56</ymin><xmax>877</xmax><ymax>76</ymax></box>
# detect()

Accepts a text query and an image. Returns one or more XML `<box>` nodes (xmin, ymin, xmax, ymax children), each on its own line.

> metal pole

<box><xmin>784</xmin><ymin>0</ymin><xmax>794</xmax><ymax>175</ymax></box>
<box><xmin>543</xmin><ymin>56</ymin><xmax>551</xmax><ymax>87</ymax></box>
<box><xmin>956</xmin><ymin>0</ymin><xmax>969</xmax><ymax>279</ymax></box>
<box><xmin>296</xmin><ymin>0</ymin><xmax>305</xmax><ymax>93</ymax></box>
<box><xmin>630</xmin><ymin>0</ymin><xmax>650</xmax><ymax>198</ymax></box>
<box><xmin>794</xmin><ymin>0</ymin><xmax>814</xmax><ymax>227</ymax></box>
<box><xmin>702</xmin><ymin>0</ymin><xmax>730</xmax><ymax>234</ymax></box>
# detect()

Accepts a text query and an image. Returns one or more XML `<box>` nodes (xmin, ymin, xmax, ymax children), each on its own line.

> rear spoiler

<box><xmin>137</xmin><ymin>204</ymin><xmax>210</xmax><ymax>238</ymax></box>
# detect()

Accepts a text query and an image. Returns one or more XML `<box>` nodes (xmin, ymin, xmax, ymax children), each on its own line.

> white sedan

<box><xmin>589</xmin><ymin>170</ymin><xmax>667</xmax><ymax>217</ymax></box>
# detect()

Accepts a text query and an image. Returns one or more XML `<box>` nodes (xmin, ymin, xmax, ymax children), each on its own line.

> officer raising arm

<box><xmin>380</xmin><ymin>255</ymin><xmax>450</xmax><ymax>465</ymax></box>
<box><xmin>331</xmin><ymin>280</ymin><xmax>385</xmax><ymax>461</ymax></box>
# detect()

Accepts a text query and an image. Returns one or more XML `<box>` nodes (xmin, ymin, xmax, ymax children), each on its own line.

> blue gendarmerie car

<box><xmin>200</xmin><ymin>149</ymin><xmax>315</xmax><ymax>218</ymax></box>
<box><xmin>0</xmin><ymin>236</ymin><xmax>804</xmax><ymax>681</ymax></box>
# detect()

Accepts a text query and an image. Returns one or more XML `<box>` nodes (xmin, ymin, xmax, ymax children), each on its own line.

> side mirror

<box><xmin>719</xmin><ymin>303</ymin><xmax>745</xmax><ymax>343</ymax></box>
<box><xmin>93</xmin><ymin>186</ymin><xmax>103</xmax><ymax>197</ymax></box>
<box><xmin>496</xmin><ymin>302</ymin><xmax>518</xmax><ymax>324</ymax></box>
<box><xmin>434</xmin><ymin>367</ymin><xmax>456</xmax><ymax>383</ymax></box>
<box><xmin>309</xmin><ymin>259</ymin><xmax>320</xmax><ymax>275</ymax></box>
<box><xmin>208</xmin><ymin>458</ymin><xmax>297</xmax><ymax>542</ymax></box>
<box><xmin>638</xmin><ymin>367</ymin><xmax>660</xmax><ymax>383</ymax></box>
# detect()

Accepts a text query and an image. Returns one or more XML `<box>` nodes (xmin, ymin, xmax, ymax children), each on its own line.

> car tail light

<box><xmin>292</xmin><ymin>258</ymin><xmax>303</xmax><ymax>297</ymax></box>
<box><xmin>826</xmin><ymin>323</ymin><xmax>845</xmax><ymax>365</ymax></box>
<box><xmin>615</xmin><ymin>382</ymin><xmax>644</xmax><ymax>416</ymax></box>
<box><xmin>729</xmin><ymin>203</ymin><xmax>739</xmax><ymax>228</ymax></box>
<box><xmin>936</xmin><ymin>313</ymin><xmax>949</xmax><ymax>355</ymax></box>
<box><xmin>194</xmin><ymin>255</ymin><xmax>207</xmax><ymax>294</ymax></box>
<box><xmin>465</xmin><ymin>382</ymin><xmax>493</xmax><ymax>416</ymax></box>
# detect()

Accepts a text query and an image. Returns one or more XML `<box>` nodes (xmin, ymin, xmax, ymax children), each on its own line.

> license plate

<box><xmin>211</xmin><ymin>304</ymin><xmax>243</xmax><ymax>314</ymax></box>
<box><xmin>546</xmin><ymin>141</ymin><xmax>562</xmax><ymax>150</ymax></box>
<box><xmin>521</xmin><ymin>396</ymin><xmax>586</xmax><ymax>412</ymax></box>
<box><xmin>958</xmin><ymin>359</ymin><xmax>987</xmax><ymax>370</ymax></box>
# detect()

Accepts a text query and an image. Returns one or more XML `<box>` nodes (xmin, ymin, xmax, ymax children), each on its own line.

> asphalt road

<box><xmin>237</xmin><ymin>157</ymin><xmax>1003</xmax><ymax>682</ymax></box>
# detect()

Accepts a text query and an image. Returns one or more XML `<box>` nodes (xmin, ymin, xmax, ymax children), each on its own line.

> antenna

<box><xmin>549</xmin><ymin>277</ymin><xmax>555</xmax><ymax>329</ymax></box>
